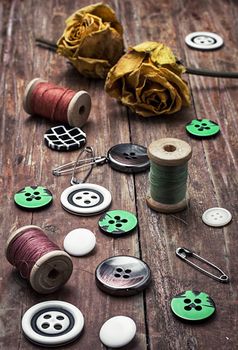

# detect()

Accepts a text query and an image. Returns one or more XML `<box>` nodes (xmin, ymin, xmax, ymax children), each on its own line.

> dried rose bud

<box><xmin>57</xmin><ymin>3</ymin><xmax>124</xmax><ymax>79</ymax></box>
<box><xmin>105</xmin><ymin>41</ymin><xmax>190</xmax><ymax>117</ymax></box>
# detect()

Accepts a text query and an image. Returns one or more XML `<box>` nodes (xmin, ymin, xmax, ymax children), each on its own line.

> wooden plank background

<box><xmin>1</xmin><ymin>0</ymin><xmax>238</xmax><ymax>349</ymax></box>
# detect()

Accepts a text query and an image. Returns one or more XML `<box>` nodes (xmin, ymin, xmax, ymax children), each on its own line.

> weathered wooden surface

<box><xmin>1</xmin><ymin>0</ymin><xmax>238</xmax><ymax>349</ymax></box>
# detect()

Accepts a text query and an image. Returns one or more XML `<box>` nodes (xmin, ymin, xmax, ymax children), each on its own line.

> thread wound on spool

<box><xmin>23</xmin><ymin>78</ymin><xmax>91</xmax><ymax>127</ymax></box>
<box><xmin>6</xmin><ymin>225</ymin><xmax>73</xmax><ymax>294</ymax></box>
<box><xmin>147</xmin><ymin>138</ymin><xmax>192</xmax><ymax>213</ymax></box>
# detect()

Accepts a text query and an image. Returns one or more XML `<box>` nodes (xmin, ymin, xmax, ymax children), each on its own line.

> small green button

<box><xmin>14</xmin><ymin>186</ymin><xmax>53</xmax><ymax>210</ymax></box>
<box><xmin>171</xmin><ymin>290</ymin><xmax>216</xmax><ymax>321</ymax></box>
<box><xmin>186</xmin><ymin>119</ymin><xmax>220</xmax><ymax>137</ymax></box>
<box><xmin>98</xmin><ymin>210</ymin><xmax>137</xmax><ymax>237</ymax></box>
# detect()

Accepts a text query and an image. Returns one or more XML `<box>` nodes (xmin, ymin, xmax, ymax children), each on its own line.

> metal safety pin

<box><xmin>176</xmin><ymin>247</ymin><xmax>229</xmax><ymax>283</ymax></box>
<box><xmin>52</xmin><ymin>146</ymin><xmax>107</xmax><ymax>185</ymax></box>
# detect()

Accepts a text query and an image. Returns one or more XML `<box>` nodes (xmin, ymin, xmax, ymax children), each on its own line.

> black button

<box><xmin>44</xmin><ymin>125</ymin><xmax>86</xmax><ymax>151</ymax></box>
<box><xmin>107</xmin><ymin>143</ymin><xmax>150</xmax><ymax>173</ymax></box>
<box><xmin>95</xmin><ymin>256</ymin><xmax>151</xmax><ymax>296</ymax></box>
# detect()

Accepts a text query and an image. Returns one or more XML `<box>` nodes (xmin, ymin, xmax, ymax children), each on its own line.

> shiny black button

<box><xmin>95</xmin><ymin>256</ymin><xmax>151</xmax><ymax>296</ymax></box>
<box><xmin>107</xmin><ymin>144</ymin><xmax>149</xmax><ymax>173</ymax></box>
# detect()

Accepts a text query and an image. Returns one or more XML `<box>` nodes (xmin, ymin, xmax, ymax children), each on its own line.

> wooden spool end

<box><xmin>23</xmin><ymin>78</ymin><xmax>91</xmax><ymax>127</ymax></box>
<box><xmin>6</xmin><ymin>225</ymin><xmax>73</xmax><ymax>294</ymax></box>
<box><xmin>146</xmin><ymin>138</ymin><xmax>192</xmax><ymax>213</ymax></box>
<box><xmin>23</xmin><ymin>78</ymin><xmax>46</xmax><ymax>115</ymax></box>
<box><xmin>67</xmin><ymin>90</ymin><xmax>91</xmax><ymax>127</ymax></box>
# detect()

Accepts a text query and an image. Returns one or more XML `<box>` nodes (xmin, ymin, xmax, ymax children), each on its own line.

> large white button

<box><xmin>60</xmin><ymin>183</ymin><xmax>112</xmax><ymax>216</ymax></box>
<box><xmin>202</xmin><ymin>207</ymin><xmax>232</xmax><ymax>227</ymax></box>
<box><xmin>22</xmin><ymin>301</ymin><xmax>84</xmax><ymax>347</ymax></box>
<box><xmin>185</xmin><ymin>32</ymin><xmax>223</xmax><ymax>50</ymax></box>
<box><xmin>99</xmin><ymin>316</ymin><xmax>136</xmax><ymax>348</ymax></box>
<box><xmin>63</xmin><ymin>228</ymin><xmax>96</xmax><ymax>256</ymax></box>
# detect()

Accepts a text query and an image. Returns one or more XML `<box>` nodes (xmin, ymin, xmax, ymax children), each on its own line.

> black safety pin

<box><xmin>176</xmin><ymin>247</ymin><xmax>229</xmax><ymax>283</ymax></box>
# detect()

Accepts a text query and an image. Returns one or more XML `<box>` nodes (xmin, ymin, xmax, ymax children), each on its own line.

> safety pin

<box><xmin>176</xmin><ymin>247</ymin><xmax>229</xmax><ymax>283</ymax></box>
<box><xmin>52</xmin><ymin>146</ymin><xmax>107</xmax><ymax>185</ymax></box>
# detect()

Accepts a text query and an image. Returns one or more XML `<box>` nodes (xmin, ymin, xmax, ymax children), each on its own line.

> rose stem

<box><xmin>186</xmin><ymin>67</ymin><xmax>238</xmax><ymax>78</ymax></box>
<box><xmin>34</xmin><ymin>38</ymin><xmax>238</xmax><ymax>78</ymax></box>
<box><xmin>35</xmin><ymin>38</ymin><xmax>57</xmax><ymax>52</ymax></box>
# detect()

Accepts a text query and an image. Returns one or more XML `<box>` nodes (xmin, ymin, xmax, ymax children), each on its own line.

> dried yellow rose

<box><xmin>105</xmin><ymin>42</ymin><xmax>190</xmax><ymax>117</ymax></box>
<box><xmin>57</xmin><ymin>3</ymin><xmax>124</xmax><ymax>79</ymax></box>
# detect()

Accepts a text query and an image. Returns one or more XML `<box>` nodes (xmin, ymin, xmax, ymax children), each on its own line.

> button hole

<box><xmin>114</xmin><ymin>273</ymin><xmax>121</xmax><ymax>278</ymax></box>
<box><xmin>184</xmin><ymin>299</ymin><xmax>191</xmax><ymax>304</ymax></box>
<box><xmin>184</xmin><ymin>305</ymin><xmax>192</xmax><ymax>311</ymax></box>
<box><xmin>194</xmin><ymin>299</ymin><xmax>201</xmax><ymax>304</ymax></box>
<box><xmin>123</xmin><ymin>274</ymin><xmax>130</xmax><ymax>279</ymax></box>
<box><xmin>116</xmin><ymin>268</ymin><xmax>123</xmax><ymax>272</ymax></box>
<box><xmin>195</xmin><ymin>306</ymin><xmax>202</xmax><ymax>311</ymax></box>
<box><xmin>54</xmin><ymin>324</ymin><xmax>63</xmax><ymax>330</ymax></box>
<box><xmin>41</xmin><ymin>323</ymin><xmax>50</xmax><ymax>329</ymax></box>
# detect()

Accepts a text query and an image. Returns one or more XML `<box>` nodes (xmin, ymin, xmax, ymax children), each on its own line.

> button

<box><xmin>21</xmin><ymin>300</ymin><xmax>84</xmax><ymax>346</ymax></box>
<box><xmin>186</xmin><ymin>118</ymin><xmax>220</xmax><ymax>137</ymax></box>
<box><xmin>202</xmin><ymin>207</ymin><xmax>232</xmax><ymax>227</ymax></box>
<box><xmin>95</xmin><ymin>255</ymin><xmax>151</xmax><ymax>296</ymax></box>
<box><xmin>63</xmin><ymin>228</ymin><xmax>96</xmax><ymax>256</ymax></box>
<box><xmin>185</xmin><ymin>32</ymin><xmax>223</xmax><ymax>50</ymax></box>
<box><xmin>99</xmin><ymin>316</ymin><xmax>136</xmax><ymax>348</ymax></box>
<box><xmin>171</xmin><ymin>290</ymin><xmax>216</xmax><ymax>321</ymax></box>
<box><xmin>107</xmin><ymin>143</ymin><xmax>150</xmax><ymax>173</ymax></box>
<box><xmin>98</xmin><ymin>210</ymin><xmax>137</xmax><ymax>237</ymax></box>
<box><xmin>14</xmin><ymin>186</ymin><xmax>53</xmax><ymax>210</ymax></box>
<box><xmin>44</xmin><ymin>125</ymin><xmax>86</xmax><ymax>151</ymax></box>
<box><xmin>60</xmin><ymin>183</ymin><xmax>112</xmax><ymax>216</ymax></box>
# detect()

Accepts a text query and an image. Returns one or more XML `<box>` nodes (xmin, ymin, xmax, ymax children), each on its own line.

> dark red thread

<box><xmin>30</xmin><ymin>82</ymin><xmax>75</xmax><ymax>123</ymax></box>
<box><xmin>7</xmin><ymin>227</ymin><xmax>60</xmax><ymax>279</ymax></box>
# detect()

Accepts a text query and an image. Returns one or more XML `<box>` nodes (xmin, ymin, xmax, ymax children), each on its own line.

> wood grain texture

<box><xmin>0</xmin><ymin>0</ymin><xmax>238</xmax><ymax>349</ymax></box>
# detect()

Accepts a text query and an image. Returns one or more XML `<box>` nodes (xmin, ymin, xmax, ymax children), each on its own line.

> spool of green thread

<box><xmin>146</xmin><ymin>138</ymin><xmax>192</xmax><ymax>213</ymax></box>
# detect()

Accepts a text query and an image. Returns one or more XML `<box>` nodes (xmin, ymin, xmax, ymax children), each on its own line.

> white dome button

<box><xmin>202</xmin><ymin>207</ymin><xmax>232</xmax><ymax>227</ymax></box>
<box><xmin>99</xmin><ymin>316</ymin><xmax>136</xmax><ymax>348</ymax></box>
<box><xmin>63</xmin><ymin>228</ymin><xmax>96</xmax><ymax>256</ymax></box>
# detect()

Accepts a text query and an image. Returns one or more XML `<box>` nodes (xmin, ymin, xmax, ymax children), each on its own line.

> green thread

<box><xmin>149</xmin><ymin>162</ymin><xmax>188</xmax><ymax>204</ymax></box>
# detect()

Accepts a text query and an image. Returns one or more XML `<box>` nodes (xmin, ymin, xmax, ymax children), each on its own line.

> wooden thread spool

<box><xmin>6</xmin><ymin>225</ymin><xmax>73</xmax><ymax>294</ymax></box>
<box><xmin>146</xmin><ymin>138</ymin><xmax>192</xmax><ymax>213</ymax></box>
<box><xmin>23</xmin><ymin>78</ymin><xmax>91</xmax><ymax>127</ymax></box>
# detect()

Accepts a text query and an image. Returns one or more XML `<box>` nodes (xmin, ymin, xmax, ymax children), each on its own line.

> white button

<box><xmin>60</xmin><ymin>183</ymin><xmax>112</xmax><ymax>216</ymax></box>
<box><xmin>63</xmin><ymin>228</ymin><xmax>96</xmax><ymax>256</ymax></box>
<box><xmin>99</xmin><ymin>316</ymin><xmax>136</xmax><ymax>348</ymax></box>
<box><xmin>185</xmin><ymin>32</ymin><xmax>223</xmax><ymax>50</ymax></box>
<box><xmin>202</xmin><ymin>207</ymin><xmax>232</xmax><ymax>227</ymax></box>
<box><xmin>22</xmin><ymin>301</ymin><xmax>84</xmax><ymax>346</ymax></box>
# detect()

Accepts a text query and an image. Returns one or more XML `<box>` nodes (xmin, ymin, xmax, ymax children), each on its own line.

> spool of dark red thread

<box><xmin>23</xmin><ymin>78</ymin><xmax>91</xmax><ymax>127</ymax></box>
<box><xmin>6</xmin><ymin>225</ymin><xmax>73</xmax><ymax>294</ymax></box>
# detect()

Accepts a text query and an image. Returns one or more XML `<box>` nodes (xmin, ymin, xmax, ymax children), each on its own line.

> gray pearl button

<box><xmin>95</xmin><ymin>255</ymin><xmax>151</xmax><ymax>296</ymax></box>
<box><xmin>107</xmin><ymin>143</ymin><xmax>150</xmax><ymax>173</ymax></box>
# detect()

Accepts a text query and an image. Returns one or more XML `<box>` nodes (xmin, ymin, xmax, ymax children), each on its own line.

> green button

<box><xmin>171</xmin><ymin>290</ymin><xmax>216</xmax><ymax>321</ymax></box>
<box><xmin>186</xmin><ymin>119</ymin><xmax>220</xmax><ymax>137</ymax></box>
<box><xmin>98</xmin><ymin>210</ymin><xmax>137</xmax><ymax>237</ymax></box>
<box><xmin>14</xmin><ymin>186</ymin><xmax>53</xmax><ymax>210</ymax></box>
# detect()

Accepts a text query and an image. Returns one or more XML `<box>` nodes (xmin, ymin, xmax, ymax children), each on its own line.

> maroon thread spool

<box><xmin>23</xmin><ymin>78</ymin><xmax>91</xmax><ymax>127</ymax></box>
<box><xmin>6</xmin><ymin>225</ymin><xmax>73</xmax><ymax>294</ymax></box>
